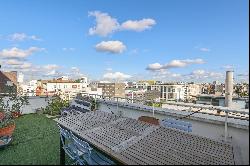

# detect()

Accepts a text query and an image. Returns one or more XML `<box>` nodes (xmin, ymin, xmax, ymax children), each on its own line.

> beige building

<box><xmin>98</xmin><ymin>83</ymin><xmax>125</xmax><ymax>98</ymax></box>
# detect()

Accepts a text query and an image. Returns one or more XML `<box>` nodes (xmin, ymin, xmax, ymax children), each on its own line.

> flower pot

<box><xmin>0</xmin><ymin>124</ymin><xmax>15</xmax><ymax>137</ymax></box>
<box><xmin>11</xmin><ymin>112</ymin><xmax>22</xmax><ymax>118</ymax></box>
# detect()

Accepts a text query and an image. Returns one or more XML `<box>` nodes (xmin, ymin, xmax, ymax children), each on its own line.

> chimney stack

<box><xmin>225</xmin><ymin>71</ymin><xmax>233</xmax><ymax>107</ymax></box>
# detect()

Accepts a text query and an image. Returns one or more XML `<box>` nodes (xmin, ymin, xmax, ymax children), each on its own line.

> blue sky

<box><xmin>0</xmin><ymin>0</ymin><xmax>249</xmax><ymax>83</ymax></box>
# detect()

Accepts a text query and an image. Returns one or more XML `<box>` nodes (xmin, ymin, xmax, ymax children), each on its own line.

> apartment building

<box><xmin>125</xmin><ymin>88</ymin><xmax>146</xmax><ymax>100</ymax></box>
<box><xmin>21</xmin><ymin>80</ymin><xmax>38</xmax><ymax>96</ymax></box>
<box><xmin>34</xmin><ymin>77</ymin><xmax>88</xmax><ymax>96</ymax></box>
<box><xmin>186</xmin><ymin>83</ymin><xmax>202</xmax><ymax>100</ymax></box>
<box><xmin>98</xmin><ymin>83</ymin><xmax>125</xmax><ymax>98</ymax></box>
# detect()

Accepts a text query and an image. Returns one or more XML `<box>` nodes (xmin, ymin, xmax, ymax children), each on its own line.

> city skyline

<box><xmin>0</xmin><ymin>0</ymin><xmax>249</xmax><ymax>83</ymax></box>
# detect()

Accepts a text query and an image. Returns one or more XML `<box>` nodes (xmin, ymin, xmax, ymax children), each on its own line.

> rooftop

<box><xmin>56</xmin><ymin>111</ymin><xmax>235</xmax><ymax>165</ymax></box>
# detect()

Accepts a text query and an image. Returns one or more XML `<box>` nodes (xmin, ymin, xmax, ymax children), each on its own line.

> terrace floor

<box><xmin>0</xmin><ymin>114</ymin><xmax>69</xmax><ymax>165</ymax></box>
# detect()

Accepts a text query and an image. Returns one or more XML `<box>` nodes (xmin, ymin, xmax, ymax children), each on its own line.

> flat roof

<box><xmin>56</xmin><ymin>111</ymin><xmax>235</xmax><ymax>165</ymax></box>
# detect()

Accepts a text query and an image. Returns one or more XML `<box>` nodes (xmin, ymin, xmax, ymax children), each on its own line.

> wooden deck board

<box><xmin>55</xmin><ymin>111</ymin><xmax>235</xmax><ymax>165</ymax></box>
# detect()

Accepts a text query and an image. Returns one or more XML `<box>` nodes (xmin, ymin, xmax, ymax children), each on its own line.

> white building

<box><xmin>186</xmin><ymin>83</ymin><xmax>202</xmax><ymax>100</ymax></box>
<box><xmin>45</xmin><ymin>80</ymin><xmax>88</xmax><ymax>94</ymax></box>
<box><xmin>22</xmin><ymin>80</ymin><xmax>38</xmax><ymax>96</ymax></box>
<box><xmin>125</xmin><ymin>89</ymin><xmax>146</xmax><ymax>101</ymax></box>
<box><xmin>17</xmin><ymin>72</ymin><xmax>24</xmax><ymax>83</ymax></box>
<box><xmin>82</xmin><ymin>87</ymin><xmax>102</xmax><ymax>96</ymax></box>
<box><xmin>147</xmin><ymin>84</ymin><xmax>187</xmax><ymax>101</ymax></box>
<box><xmin>134</xmin><ymin>82</ymin><xmax>149</xmax><ymax>89</ymax></box>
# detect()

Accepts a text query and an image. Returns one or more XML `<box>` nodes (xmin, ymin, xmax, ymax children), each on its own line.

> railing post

<box><xmin>94</xmin><ymin>94</ymin><xmax>97</xmax><ymax>110</ymax></box>
<box><xmin>152</xmin><ymin>100</ymin><xmax>155</xmax><ymax>117</ymax></box>
<box><xmin>116</xmin><ymin>97</ymin><xmax>119</xmax><ymax>115</ymax></box>
<box><xmin>224</xmin><ymin>111</ymin><xmax>228</xmax><ymax>141</ymax></box>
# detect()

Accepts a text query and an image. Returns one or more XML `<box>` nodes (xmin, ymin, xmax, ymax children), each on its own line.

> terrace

<box><xmin>0</xmin><ymin>93</ymin><xmax>249</xmax><ymax>165</ymax></box>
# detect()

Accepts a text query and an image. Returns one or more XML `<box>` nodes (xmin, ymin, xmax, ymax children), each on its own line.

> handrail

<box><xmin>78</xmin><ymin>92</ymin><xmax>249</xmax><ymax>115</ymax></box>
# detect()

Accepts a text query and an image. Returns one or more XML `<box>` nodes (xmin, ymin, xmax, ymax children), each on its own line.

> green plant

<box><xmin>43</xmin><ymin>96</ymin><xmax>70</xmax><ymax>116</ymax></box>
<box><xmin>0</xmin><ymin>85</ymin><xmax>29</xmax><ymax>129</ymax></box>
<box><xmin>0</xmin><ymin>85</ymin><xmax>29</xmax><ymax>114</ymax></box>
<box><xmin>145</xmin><ymin>101</ymin><xmax>162</xmax><ymax>108</ymax></box>
<box><xmin>76</xmin><ymin>94</ymin><xmax>98</xmax><ymax>111</ymax></box>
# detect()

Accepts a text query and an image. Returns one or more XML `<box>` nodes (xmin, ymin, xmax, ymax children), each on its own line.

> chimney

<box><xmin>225</xmin><ymin>71</ymin><xmax>233</xmax><ymax>107</ymax></box>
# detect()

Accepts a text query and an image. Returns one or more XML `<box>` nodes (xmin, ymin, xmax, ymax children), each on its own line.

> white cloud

<box><xmin>95</xmin><ymin>40</ymin><xmax>126</xmax><ymax>54</ymax></box>
<box><xmin>8</xmin><ymin>33</ymin><xmax>41</xmax><ymax>41</ymax></box>
<box><xmin>146</xmin><ymin>58</ymin><xmax>205</xmax><ymax>71</ymax></box>
<box><xmin>46</xmin><ymin>70</ymin><xmax>57</xmax><ymax>76</ymax></box>
<box><xmin>191</xmin><ymin>69</ymin><xmax>206</xmax><ymax>76</ymax></box>
<box><xmin>19</xmin><ymin>62</ymin><xmax>32</xmax><ymax>69</ymax></box>
<box><xmin>121</xmin><ymin>18</ymin><xmax>156</xmax><ymax>32</ymax></box>
<box><xmin>71</xmin><ymin>67</ymin><xmax>80</xmax><ymax>73</ymax></box>
<box><xmin>146</xmin><ymin>63</ymin><xmax>163</xmax><ymax>70</ymax></box>
<box><xmin>199</xmin><ymin>48</ymin><xmax>210</xmax><ymax>52</ymax></box>
<box><xmin>222</xmin><ymin>65</ymin><xmax>234</xmax><ymax>70</ymax></box>
<box><xmin>10</xmin><ymin>62</ymin><xmax>32</xmax><ymax>69</ymax></box>
<box><xmin>88</xmin><ymin>11</ymin><xmax>156</xmax><ymax>37</ymax></box>
<box><xmin>88</xmin><ymin>11</ymin><xmax>119</xmax><ymax>37</ymax></box>
<box><xmin>188</xmin><ymin>70</ymin><xmax>223</xmax><ymax>80</ymax></box>
<box><xmin>6</xmin><ymin>59</ymin><xmax>24</xmax><ymax>65</ymax></box>
<box><xmin>43</xmin><ymin>64</ymin><xmax>60</xmax><ymax>70</ymax></box>
<box><xmin>0</xmin><ymin>47</ymin><xmax>44</xmax><ymax>59</ymax></box>
<box><xmin>171</xmin><ymin>73</ymin><xmax>182</xmax><ymax>77</ymax></box>
<box><xmin>103</xmin><ymin>72</ymin><xmax>132</xmax><ymax>80</ymax></box>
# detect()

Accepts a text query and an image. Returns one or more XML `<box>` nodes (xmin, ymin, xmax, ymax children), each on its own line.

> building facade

<box><xmin>98</xmin><ymin>83</ymin><xmax>125</xmax><ymax>98</ymax></box>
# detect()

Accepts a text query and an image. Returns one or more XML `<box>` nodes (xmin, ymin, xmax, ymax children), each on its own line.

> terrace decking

<box><xmin>55</xmin><ymin>111</ymin><xmax>235</xmax><ymax>165</ymax></box>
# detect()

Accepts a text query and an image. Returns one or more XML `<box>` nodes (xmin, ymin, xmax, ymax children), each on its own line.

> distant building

<box><xmin>138</xmin><ymin>80</ymin><xmax>156</xmax><ymax>85</ymax></box>
<box><xmin>22</xmin><ymin>80</ymin><xmax>38</xmax><ymax>96</ymax></box>
<box><xmin>148</xmin><ymin>84</ymin><xmax>187</xmax><ymax>101</ymax></box>
<box><xmin>186</xmin><ymin>83</ymin><xmax>201</xmax><ymax>101</ymax></box>
<box><xmin>82</xmin><ymin>86</ymin><xmax>102</xmax><ymax>96</ymax></box>
<box><xmin>196</xmin><ymin>94</ymin><xmax>247</xmax><ymax>109</ymax></box>
<box><xmin>134</xmin><ymin>82</ymin><xmax>149</xmax><ymax>90</ymax></box>
<box><xmin>144</xmin><ymin>90</ymin><xmax>161</xmax><ymax>101</ymax></box>
<box><xmin>34</xmin><ymin>78</ymin><xmax>89</xmax><ymax>98</ymax></box>
<box><xmin>17</xmin><ymin>72</ymin><xmax>24</xmax><ymax>83</ymax></box>
<box><xmin>125</xmin><ymin>88</ymin><xmax>146</xmax><ymax>101</ymax></box>
<box><xmin>98</xmin><ymin>83</ymin><xmax>125</xmax><ymax>98</ymax></box>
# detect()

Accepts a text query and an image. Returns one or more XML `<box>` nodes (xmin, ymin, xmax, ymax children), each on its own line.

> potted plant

<box><xmin>0</xmin><ymin>111</ymin><xmax>15</xmax><ymax>137</ymax></box>
<box><xmin>0</xmin><ymin>84</ymin><xmax>29</xmax><ymax>139</ymax></box>
<box><xmin>1</xmin><ymin>85</ymin><xmax>29</xmax><ymax>119</ymax></box>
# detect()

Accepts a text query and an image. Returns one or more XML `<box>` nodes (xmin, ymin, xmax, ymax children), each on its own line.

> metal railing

<box><xmin>77</xmin><ymin>92</ymin><xmax>249</xmax><ymax>142</ymax></box>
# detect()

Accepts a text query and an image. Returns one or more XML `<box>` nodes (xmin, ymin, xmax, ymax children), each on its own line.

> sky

<box><xmin>0</xmin><ymin>0</ymin><xmax>249</xmax><ymax>83</ymax></box>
